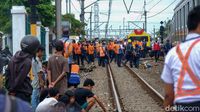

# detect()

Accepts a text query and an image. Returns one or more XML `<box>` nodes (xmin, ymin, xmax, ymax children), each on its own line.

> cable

<box><xmin>147</xmin><ymin>0</ymin><xmax>176</xmax><ymax>18</ymax></box>
<box><xmin>71</xmin><ymin>0</ymin><xmax>80</xmax><ymax>13</ymax></box>
<box><xmin>123</xmin><ymin>0</ymin><xmax>134</xmax><ymax>13</ymax></box>
<box><xmin>148</xmin><ymin>0</ymin><xmax>162</xmax><ymax>11</ymax></box>
<box><xmin>147</xmin><ymin>0</ymin><xmax>155</xmax><ymax>5</ymax></box>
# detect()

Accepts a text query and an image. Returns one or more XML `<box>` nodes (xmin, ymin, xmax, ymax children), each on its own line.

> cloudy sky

<box><xmin>61</xmin><ymin>0</ymin><xmax>180</xmax><ymax>36</ymax></box>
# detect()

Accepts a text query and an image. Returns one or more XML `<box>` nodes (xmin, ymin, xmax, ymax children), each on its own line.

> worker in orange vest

<box><xmin>114</xmin><ymin>41</ymin><xmax>124</xmax><ymax>67</ymax></box>
<box><xmin>99</xmin><ymin>42</ymin><xmax>106</xmax><ymax>67</ymax></box>
<box><xmin>95</xmin><ymin>41</ymin><xmax>101</xmax><ymax>66</ymax></box>
<box><xmin>161</xmin><ymin>6</ymin><xmax>200</xmax><ymax>111</ymax></box>
<box><xmin>87</xmin><ymin>42</ymin><xmax>95</xmax><ymax>65</ymax></box>
<box><xmin>75</xmin><ymin>42</ymin><xmax>82</xmax><ymax>65</ymax></box>
<box><xmin>68</xmin><ymin>62</ymin><xmax>80</xmax><ymax>88</ymax></box>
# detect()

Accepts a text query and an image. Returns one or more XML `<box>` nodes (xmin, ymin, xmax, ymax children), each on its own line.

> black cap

<box><xmin>51</xmin><ymin>39</ymin><xmax>64</xmax><ymax>51</ymax></box>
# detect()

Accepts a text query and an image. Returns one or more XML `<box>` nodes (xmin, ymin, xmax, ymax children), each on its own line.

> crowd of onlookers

<box><xmin>0</xmin><ymin>35</ymin><xmax>107</xmax><ymax>112</ymax></box>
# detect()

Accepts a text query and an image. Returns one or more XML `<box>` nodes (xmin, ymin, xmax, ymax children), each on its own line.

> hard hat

<box><xmin>128</xmin><ymin>39</ymin><xmax>132</xmax><ymax>43</ymax></box>
<box><xmin>20</xmin><ymin>35</ymin><xmax>40</xmax><ymax>54</ymax></box>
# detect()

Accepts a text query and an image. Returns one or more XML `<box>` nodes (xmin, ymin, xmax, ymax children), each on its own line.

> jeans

<box><xmin>125</xmin><ymin>54</ymin><xmax>133</xmax><ymax>67</ymax></box>
<box><xmin>154</xmin><ymin>50</ymin><xmax>160</xmax><ymax>62</ymax></box>
<box><xmin>75</xmin><ymin>54</ymin><xmax>81</xmax><ymax>65</ymax></box>
<box><xmin>99</xmin><ymin>56</ymin><xmax>105</xmax><ymax>67</ymax></box>
<box><xmin>31</xmin><ymin>88</ymin><xmax>40</xmax><ymax>111</ymax></box>
<box><xmin>88</xmin><ymin>54</ymin><xmax>94</xmax><ymax>64</ymax></box>
<box><xmin>134</xmin><ymin>57</ymin><xmax>140</xmax><ymax>68</ymax></box>
<box><xmin>117</xmin><ymin>54</ymin><xmax>123</xmax><ymax>67</ymax></box>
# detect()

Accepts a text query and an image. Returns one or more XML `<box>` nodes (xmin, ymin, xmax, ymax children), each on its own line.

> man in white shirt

<box><xmin>161</xmin><ymin>6</ymin><xmax>200</xmax><ymax>112</ymax></box>
<box><xmin>36</xmin><ymin>88</ymin><xmax>59</xmax><ymax>112</ymax></box>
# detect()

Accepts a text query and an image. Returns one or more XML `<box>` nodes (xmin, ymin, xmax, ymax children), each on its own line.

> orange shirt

<box><xmin>114</xmin><ymin>44</ymin><xmax>120</xmax><ymax>54</ymax></box>
<box><xmin>75</xmin><ymin>44</ymin><xmax>82</xmax><ymax>54</ymax></box>
<box><xmin>88</xmin><ymin>45</ymin><xmax>94</xmax><ymax>55</ymax></box>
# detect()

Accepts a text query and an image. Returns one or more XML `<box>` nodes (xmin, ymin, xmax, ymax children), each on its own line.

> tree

<box><xmin>0</xmin><ymin>0</ymin><xmax>55</xmax><ymax>34</ymax></box>
<box><xmin>62</xmin><ymin>14</ymin><xmax>85</xmax><ymax>36</ymax></box>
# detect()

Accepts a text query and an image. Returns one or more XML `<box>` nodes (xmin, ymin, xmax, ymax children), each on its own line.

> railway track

<box><xmin>106</xmin><ymin>64</ymin><xmax>124</xmax><ymax>112</ymax></box>
<box><xmin>107</xmin><ymin>63</ymin><xmax>165</xmax><ymax>112</ymax></box>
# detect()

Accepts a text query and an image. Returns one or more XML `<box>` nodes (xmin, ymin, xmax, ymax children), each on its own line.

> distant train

<box><xmin>127</xmin><ymin>29</ymin><xmax>151</xmax><ymax>47</ymax></box>
<box><xmin>171</xmin><ymin>0</ymin><xmax>200</xmax><ymax>42</ymax></box>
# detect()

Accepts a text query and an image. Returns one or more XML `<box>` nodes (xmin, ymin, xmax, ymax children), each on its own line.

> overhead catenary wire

<box><xmin>146</xmin><ymin>0</ymin><xmax>155</xmax><ymax>5</ymax></box>
<box><xmin>148</xmin><ymin>0</ymin><xmax>163</xmax><ymax>11</ymax></box>
<box><xmin>71</xmin><ymin>0</ymin><xmax>80</xmax><ymax>13</ymax></box>
<box><xmin>123</xmin><ymin>0</ymin><xmax>134</xmax><ymax>14</ymax></box>
<box><xmin>147</xmin><ymin>0</ymin><xmax>176</xmax><ymax>18</ymax></box>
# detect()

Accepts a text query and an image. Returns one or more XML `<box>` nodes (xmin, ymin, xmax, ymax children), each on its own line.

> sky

<box><xmin>61</xmin><ymin>0</ymin><xmax>181</xmax><ymax>37</ymax></box>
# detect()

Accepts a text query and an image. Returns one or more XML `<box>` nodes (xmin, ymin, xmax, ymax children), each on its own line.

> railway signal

<box><xmin>160</xmin><ymin>21</ymin><xmax>165</xmax><ymax>44</ymax></box>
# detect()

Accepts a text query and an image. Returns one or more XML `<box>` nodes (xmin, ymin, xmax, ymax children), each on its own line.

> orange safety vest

<box><xmin>88</xmin><ymin>45</ymin><xmax>94</xmax><ymax>55</ymax></box>
<box><xmin>175</xmin><ymin>39</ymin><xmax>200</xmax><ymax>100</ymax></box>
<box><xmin>96</xmin><ymin>43</ymin><xmax>100</xmax><ymax>53</ymax></box>
<box><xmin>99</xmin><ymin>47</ymin><xmax>105</xmax><ymax>57</ymax></box>
<box><xmin>114</xmin><ymin>44</ymin><xmax>120</xmax><ymax>54</ymax></box>
<box><xmin>107</xmin><ymin>43</ymin><xmax>111</xmax><ymax>51</ymax></box>
<box><xmin>71</xmin><ymin>64</ymin><xmax>80</xmax><ymax>74</ymax></box>
<box><xmin>75</xmin><ymin>44</ymin><xmax>82</xmax><ymax>54</ymax></box>
<box><xmin>64</xmin><ymin>42</ymin><xmax>73</xmax><ymax>58</ymax></box>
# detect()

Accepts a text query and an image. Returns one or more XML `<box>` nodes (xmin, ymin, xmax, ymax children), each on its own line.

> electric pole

<box><xmin>69</xmin><ymin>0</ymin><xmax>71</xmax><ymax>13</ymax></box>
<box><xmin>144</xmin><ymin>0</ymin><xmax>147</xmax><ymax>32</ymax></box>
<box><xmin>80</xmin><ymin>0</ymin><xmax>85</xmax><ymax>25</ymax></box>
<box><xmin>66</xmin><ymin>0</ymin><xmax>68</xmax><ymax>14</ymax></box>
<box><xmin>90</xmin><ymin>7</ymin><xmax>93</xmax><ymax>39</ymax></box>
<box><xmin>153</xmin><ymin>25</ymin><xmax>155</xmax><ymax>39</ymax></box>
<box><xmin>94</xmin><ymin>2</ymin><xmax>100</xmax><ymax>38</ymax></box>
<box><xmin>56</xmin><ymin>0</ymin><xmax>62</xmax><ymax>39</ymax></box>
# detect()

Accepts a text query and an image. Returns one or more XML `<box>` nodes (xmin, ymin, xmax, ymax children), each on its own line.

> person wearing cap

<box><xmin>161</xmin><ymin>6</ymin><xmax>200</xmax><ymax>111</ymax></box>
<box><xmin>74</xmin><ymin>79</ymin><xmax>107</xmax><ymax>112</ymax></box>
<box><xmin>47</xmin><ymin>40</ymin><xmax>69</xmax><ymax>95</ymax></box>
<box><xmin>5</xmin><ymin>35</ymin><xmax>40</xmax><ymax>103</ymax></box>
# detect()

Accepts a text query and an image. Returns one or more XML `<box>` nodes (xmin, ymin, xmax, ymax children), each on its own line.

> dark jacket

<box><xmin>6</xmin><ymin>51</ymin><xmax>33</xmax><ymax>95</ymax></box>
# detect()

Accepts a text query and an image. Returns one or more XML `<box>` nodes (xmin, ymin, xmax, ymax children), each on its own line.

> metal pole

<box><xmin>66</xmin><ymin>0</ymin><xmax>68</xmax><ymax>14</ymax></box>
<box><xmin>56</xmin><ymin>0</ymin><xmax>62</xmax><ymax>39</ymax></box>
<box><xmin>90</xmin><ymin>13</ymin><xmax>92</xmax><ymax>39</ymax></box>
<box><xmin>80</xmin><ymin>0</ymin><xmax>85</xmax><ymax>24</ymax></box>
<box><xmin>144</xmin><ymin>0</ymin><xmax>147</xmax><ymax>32</ymax></box>
<box><xmin>69</xmin><ymin>0</ymin><xmax>71</xmax><ymax>14</ymax></box>
<box><xmin>153</xmin><ymin>25</ymin><xmax>155</xmax><ymax>39</ymax></box>
<box><xmin>90</xmin><ymin>11</ymin><xmax>92</xmax><ymax>39</ymax></box>
<box><xmin>123</xmin><ymin>17</ymin><xmax>125</xmax><ymax>36</ymax></box>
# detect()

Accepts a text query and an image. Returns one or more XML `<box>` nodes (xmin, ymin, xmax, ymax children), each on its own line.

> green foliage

<box><xmin>0</xmin><ymin>0</ymin><xmax>55</xmax><ymax>34</ymax></box>
<box><xmin>62</xmin><ymin>14</ymin><xmax>85</xmax><ymax>36</ymax></box>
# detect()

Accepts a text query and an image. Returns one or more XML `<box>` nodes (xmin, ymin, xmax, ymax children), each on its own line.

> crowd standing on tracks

<box><xmin>162</xmin><ymin>6</ymin><xmax>200</xmax><ymax>112</ymax></box>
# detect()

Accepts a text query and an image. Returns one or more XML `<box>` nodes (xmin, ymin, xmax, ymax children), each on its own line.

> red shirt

<box><xmin>153</xmin><ymin>42</ymin><xmax>160</xmax><ymax>51</ymax></box>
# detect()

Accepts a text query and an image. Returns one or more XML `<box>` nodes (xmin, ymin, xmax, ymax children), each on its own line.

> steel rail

<box><xmin>107</xmin><ymin>64</ymin><xmax>123</xmax><ymax>112</ymax></box>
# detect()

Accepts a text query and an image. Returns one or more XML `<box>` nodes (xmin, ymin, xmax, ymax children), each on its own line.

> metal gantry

<box><xmin>93</xmin><ymin>2</ymin><xmax>100</xmax><ymax>38</ymax></box>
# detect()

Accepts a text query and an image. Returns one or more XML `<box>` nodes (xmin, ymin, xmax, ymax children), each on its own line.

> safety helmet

<box><xmin>20</xmin><ymin>35</ymin><xmax>40</xmax><ymax>54</ymax></box>
<box><xmin>128</xmin><ymin>39</ymin><xmax>132</xmax><ymax>43</ymax></box>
